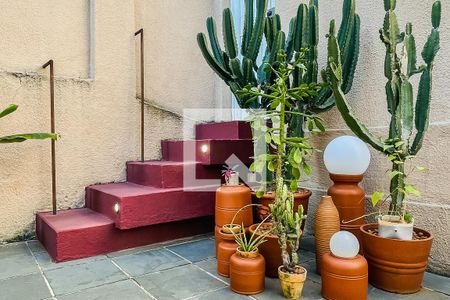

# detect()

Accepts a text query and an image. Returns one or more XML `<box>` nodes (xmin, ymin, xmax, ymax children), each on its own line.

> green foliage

<box><xmin>325</xmin><ymin>1</ymin><xmax>441</xmax><ymax>221</ymax></box>
<box><xmin>197</xmin><ymin>0</ymin><xmax>360</xmax><ymax>137</ymax></box>
<box><xmin>0</xmin><ymin>104</ymin><xmax>58</xmax><ymax>143</ymax></box>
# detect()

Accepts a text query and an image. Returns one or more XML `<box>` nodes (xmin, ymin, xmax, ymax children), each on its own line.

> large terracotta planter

<box><xmin>217</xmin><ymin>229</ymin><xmax>239</xmax><ymax>277</ymax></box>
<box><xmin>328</xmin><ymin>174</ymin><xmax>365</xmax><ymax>249</ymax></box>
<box><xmin>321</xmin><ymin>253</ymin><xmax>368</xmax><ymax>300</ymax></box>
<box><xmin>360</xmin><ymin>223</ymin><xmax>433</xmax><ymax>294</ymax></box>
<box><xmin>278</xmin><ymin>266</ymin><xmax>307</xmax><ymax>300</ymax></box>
<box><xmin>230</xmin><ymin>249</ymin><xmax>265</xmax><ymax>295</ymax></box>
<box><xmin>215</xmin><ymin>184</ymin><xmax>253</xmax><ymax>227</ymax></box>
<box><xmin>253</xmin><ymin>189</ymin><xmax>311</xmax><ymax>230</ymax></box>
<box><xmin>248</xmin><ymin>223</ymin><xmax>281</xmax><ymax>278</ymax></box>
<box><xmin>314</xmin><ymin>195</ymin><xmax>340</xmax><ymax>274</ymax></box>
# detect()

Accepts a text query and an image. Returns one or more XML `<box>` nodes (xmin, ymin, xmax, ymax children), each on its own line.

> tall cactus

<box><xmin>326</xmin><ymin>0</ymin><xmax>441</xmax><ymax>215</ymax></box>
<box><xmin>197</xmin><ymin>0</ymin><xmax>360</xmax><ymax>137</ymax></box>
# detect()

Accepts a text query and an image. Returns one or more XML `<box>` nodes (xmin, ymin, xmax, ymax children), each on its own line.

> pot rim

<box><xmin>251</xmin><ymin>188</ymin><xmax>312</xmax><ymax>199</ymax></box>
<box><xmin>236</xmin><ymin>247</ymin><xmax>259</xmax><ymax>258</ymax></box>
<box><xmin>248</xmin><ymin>223</ymin><xmax>278</xmax><ymax>239</ymax></box>
<box><xmin>360</xmin><ymin>223</ymin><xmax>433</xmax><ymax>242</ymax></box>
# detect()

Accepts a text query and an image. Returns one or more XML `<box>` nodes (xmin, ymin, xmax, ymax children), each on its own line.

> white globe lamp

<box><xmin>330</xmin><ymin>231</ymin><xmax>360</xmax><ymax>258</ymax></box>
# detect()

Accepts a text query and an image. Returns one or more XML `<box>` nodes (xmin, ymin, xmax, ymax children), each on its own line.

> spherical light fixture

<box><xmin>114</xmin><ymin>203</ymin><xmax>120</xmax><ymax>213</ymax></box>
<box><xmin>200</xmin><ymin>144</ymin><xmax>209</xmax><ymax>153</ymax></box>
<box><xmin>330</xmin><ymin>231</ymin><xmax>360</xmax><ymax>258</ymax></box>
<box><xmin>323</xmin><ymin>136</ymin><xmax>371</xmax><ymax>175</ymax></box>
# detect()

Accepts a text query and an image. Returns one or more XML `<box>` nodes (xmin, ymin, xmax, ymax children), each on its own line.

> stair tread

<box><xmin>37</xmin><ymin>208</ymin><xmax>113</xmax><ymax>232</ymax></box>
<box><xmin>127</xmin><ymin>160</ymin><xmax>198</xmax><ymax>166</ymax></box>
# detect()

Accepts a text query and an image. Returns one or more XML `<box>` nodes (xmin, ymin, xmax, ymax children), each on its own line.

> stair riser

<box><xmin>161</xmin><ymin>140</ymin><xmax>254</xmax><ymax>165</ymax></box>
<box><xmin>196</xmin><ymin>121</ymin><xmax>252</xmax><ymax>140</ymax></box>
<box><xmin>36</xmin><ymin>213</ymin><xmax>214</xmax><ymax>262</ymax></box>
<box><xmin>127</xmin><ymin>163</ymin><xmax>221</xmax><ymax>188</ymax></box>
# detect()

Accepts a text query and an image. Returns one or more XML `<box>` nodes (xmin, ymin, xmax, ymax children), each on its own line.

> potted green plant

<box><xmin>325</xmin><ymin>0</ymin><xmax>441</xmax><ymax>293</ymax></box>
<box><xmin>0</xmin><ymin>104</ymin><xmax>57</xmax><ymax>143</ymax></box>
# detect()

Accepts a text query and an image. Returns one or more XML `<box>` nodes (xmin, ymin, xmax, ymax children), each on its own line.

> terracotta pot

<box><xmin>248</xmin><ymin>223</ymin><xmax>282</xmax><ymax>278</ymax></box>
<box><xmin>214</xmin><ymin>225</ymin><xmax>222</xmax><ymax>257</ymax></box>
<box><xmin>321</xmin><ymin>253</ymin><xmax>368</xmax><ymax>300</ymax></box>
<box><xmin>360</xmin><ymin>223</ymin><xmax>433</xmax><ymax>294</ymax></box>
<box><xmin>215</xmin><ymin>185</ymin><xmax>253</xmax><ymax>227</ymax></box>
<box><xmin>278</xmin><ymin>265</ymin><xmax>307</xmax><ymax>300</ymax></box>
<box><xmin>253</xmin><ymin>189</ymin><xmax>311</xmax><ymax>230</ymax></box>
<box><xmin>217</xmin><ymin>229</ymin><xmax>240</xmax><ymax>277</ymax></box>
<box><xmin>230</xmin><ymin>248</ymin><xmax>265</xmax><ymax>295</ymax></box>
<box><xmin>314</xmin><ymin>196</ymin><xmax>340</xmax><ymax>274</ymax></box>
<box><xmin>328</xmin><ymin>174</ymin><xmax>365</xmax><ymax>250</ymax></box>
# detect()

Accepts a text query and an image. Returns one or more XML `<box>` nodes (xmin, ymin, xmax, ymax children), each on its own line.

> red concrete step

<box><xmin>161</xmin><ymin>139</ymin><xmax>253</xmax><ymax>165</ymax></box>
<box><xmin>85</xmin><ymin>182</ymin><xmax>217</xmax><ymax>230</ymax></box>
<box><xmin>126</xmin><ymin>160</ymin><xmax>222</xmax><ymax>188</ymax></box>
<box><xmin>36</xmin><ymin>208</ymin><xmax>213</xmax><ymax>262</ymax></box>
<box><xmin>196</xmin><ymin>121</ymin><xmax>252</xmax><ymax>140</ymax></box>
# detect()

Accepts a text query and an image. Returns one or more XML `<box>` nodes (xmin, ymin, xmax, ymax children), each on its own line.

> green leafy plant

<box><xmin>197</xmin><ymin>0</ymin><xmax>360</xmax><ymax>137</ymax></box>
<box><xmin>240</xmin><ymin>52</ymin><xmax>323</xmax><ymax>193</ymax></box>
<box><xmin>325</xmin><ymin>0</ymin><xmax>441</xmax><ymax>222</ymax></box>
<box><xmin>0</xmin><ymin>104</ymin><xmax>57</xmax><ymax>143</ymax></box>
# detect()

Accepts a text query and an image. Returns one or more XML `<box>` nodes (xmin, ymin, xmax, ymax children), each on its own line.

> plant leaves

<box><xmin>405</xmin><ymin>185</ymin><xmax>421</xmax><ymax>197</ymax></box>
<box><xmin>371</xmin><ymin>191</ymin><xmax>384</xmax><ymax>207</ymax></box>
<box><xmin>293</xmin><ymin>148</ymin><xmax>302</xmax><ymax>164</ymax></box>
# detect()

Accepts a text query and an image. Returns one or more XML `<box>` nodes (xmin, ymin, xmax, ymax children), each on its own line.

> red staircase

<box><xmin>36</xmin><ymin>121</ymin><xmax>253</xmax><ymax>262</ymax></box>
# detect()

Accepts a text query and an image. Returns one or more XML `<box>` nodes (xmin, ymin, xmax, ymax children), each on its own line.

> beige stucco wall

<box><xmin>276</xmin><ymin>0</ymin><xmax>449</xmax><ymax>276</ymax></box>
<box><xmin>0</xmin><ymin>1</ymin><xmax>227</xmax><ymax>242</ymax></box>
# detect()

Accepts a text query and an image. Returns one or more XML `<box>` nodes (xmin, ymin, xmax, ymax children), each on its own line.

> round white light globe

<box><xmin>323</xmin><ymin>136</ymin><xmax>371</xmax><ymax>175</ymax></box>
<box><xmin>330</xmin><ymin>231</ymin><xmax>360</xmax><ymax>258</ymax></box>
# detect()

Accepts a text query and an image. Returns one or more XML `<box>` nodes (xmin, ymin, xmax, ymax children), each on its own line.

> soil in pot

<box><xmin>229</xmin><ymin>249</ymin><xmax>265</xmax><ymax>295</ymax></box>
<box><xmin>360</xmin><ymin>223</ymin><xmax>433</xmax><ymax>294</ymax></box>
<box><xmin>278</xmin><ymin>265</ymin><xmax>307</xmax><ymax>300</ymax></box>
<box><xmin>248</xmin><ymin>223</ymin><xmax>281</xmax><ymax>278</ymax></box>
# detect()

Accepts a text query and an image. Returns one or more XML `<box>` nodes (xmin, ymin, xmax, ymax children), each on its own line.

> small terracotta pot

<box><xmin>360</xmin><ymin>223</ymin><xmax>433</xmax><ymax>294</ymax></box>
<box><xmin>278</xmin><ymin>265</ymin><xmax>307</xmax><ymax>300</ymax></box>
<box><xmin>214</xmin><ymin>225</ymin><xmax>222</xmax><ymax>257</ymax></box>
<box><xmin>216</xmin><ymin>185</ymin><xmax>253</xmax><ymax>227</ymax></box>
<box><xmin>314</xmin><ymin>196</ymin><xmax>340</xmax><ymax>274</ymax></box>
<box><xmin>230</xmin><ymin>248</ymin><xmax>265</xmax><ymax>295</ymax></box>
<box><xmin>217</xmin><ymin>229</ymin><xmax>240</xmax><ymax>277</ymax></box>
<box><xmin>321</xmin><ymin>253</ymin><xmax>368</xmax><ymax>300</ymax></box>
<box><xmin>253</xmin><ymin>189</ymin><xmax>311</xmax><ymax>231</ymax></box>
<box><xmin>248</xmin><ymin>223</ymin><xmax>282</xmax><ymax>278</ymax></box>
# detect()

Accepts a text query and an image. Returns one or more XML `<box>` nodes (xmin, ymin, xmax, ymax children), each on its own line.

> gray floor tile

<box><xmin>167</xmin><ymin>239</ymin><xmax>215</xmax><ymax>263</ymax></box>
<box><xmin>58</xmin><ymin>280</ymin><xmax>150</xmax><ymax>300</ymax></box>
<box><xmin>135</xmin><ymin>264</ymin><xmax>226</xmax><ymax>299</ymax></box>
<box><xmin>195</xmin><ymin>258</ymin><xmax>229</xmax><ymax>283</ymax></box>
<box><xmin>34</xmin><ymin>251</ymin><xmax>107</xmax><ymax>270</ymax></box>
<box><xmin>0</xmin><ymin>243</ymin><xmax>40</xmax><ymax>280</ymax></box>
<box><xmin>253</xmin><ymin>277</ymin><xmax>322</xmax><ymax>300</ymax></box>
<box><xmin>299</xmin><ymin>250</ymin><xmax>316</xmax><ymax>263</ymax></box>
<box><xmin>112</xmin><ymin>248</ymin><xmax>188</xmax><ymax>277</ymax></box>
<box><xmin>44</xmin><ymin>257</ymin><xmax>127</xmax><ymax>295</ymax></box>
<box><xmin>423</xmin><ymin>272</ymin><xmax>450</xmax><ymax>295</ymax></box>
<box><xmin>0</xmin><ymin>273</ymin><xmax>52</xmax><ymax>300</ymax></box>
<box><xmin>299</xmin><ymin>235</ymin><xmax>315</xmax><ymax>252</ymax></box>
<box><xmin>190</xmin><ymin>287</ymin><xmax>249</xmax><ymax>299</ymax></box>
<box><xmin>27</xmin><ymin>240</ymin><xmax>47</xmax><ymax>253</ymax></box>
<box><xmin>368</xmin><ymin>285</ymin><xmax>450</xmax><ymax>299</ymax></box>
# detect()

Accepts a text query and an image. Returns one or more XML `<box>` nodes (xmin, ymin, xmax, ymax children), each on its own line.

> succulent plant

<box><xmin>197</xmin><ymin>0</ymin><xmax>360</xmax><ymax>137</ymax></box>
<box><xmin>325</xmin><ymin>0</ymin><xmax>441</xmax><ymax>218</ymax></box>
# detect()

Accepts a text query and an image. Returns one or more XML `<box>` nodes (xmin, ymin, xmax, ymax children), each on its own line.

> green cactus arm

<box><xmin>223</xmin><ymin>8</ymin><xmax>238</xmax><ymax>59</ymax></box>
<box><xmin>384</xmin><ymin>0</ymin><xmax>396</xmax><ymax>11</ymax></box>
<box><xmin>293</xmin><ymin>4</ymin><xmax>308</xmax><ymax>51</ymax></box>
<box><xmin>337</xmin><ymin>0</ymin><xmax>356</xmax><ymax>53</ymax></box>
<box><xmin>341</xmin><ymin>14</ymin><xmax>360</xmax><ymax>93</ymax></box>
<box><xmin>309</xmin><ymin>5</ymin><xmax>318</xmax><ymax>47</ymax></box>
<box><xmin>432</xmin><ymin>0</ymin><xmax>441</xmax><ymax>28</ymax></box>
<box><xmin>403</xmin><ymin>23</ymin><xmax>419</xmax><ymax>76</ymax></box>
<box><xmin>399</xmin><ymin>79</ymin><xmax>414</xmax><ymax>143</ymax></box>
<box><xmin>230</xmin><ymin>57</ymin><xmax>244</xmax><ymax>82</ymax></box>
<box><xmin>246</xmin><ymin>0</ymin><xmax>268</xmax><ymax>62</ymax></box>
<box><xmin>270</xmin><ymin>31</ymin><xmax>286</xmax><ymax>62</ymax></box>
<box><xmin>326</xmin><ymin>20</ymin><xmax>385</xmax><ymax>153</ymax></box>
<box><xmin>422</xmin><ymin>29</ymin><xmax>440</xmax><ymax>65</ymax></box>
<box><xmin>206</xmin><ymin>17</ymin><xmax>225</xmax><ymax>65</ymax></box>
<box><xmin>242</xmin><ymin>0</ymin><xmax>254</xmax><ymax>56</ymax></box>
<box><xmin>264</xmin><ymin>18</ymin><xmax>273</xmax><ymax>50</ymax></box>
<box><xmin>197</xmin><ymin>33</ymin><xmax>233</xmax><ymax>82</ymax></box>
<box><xmin>285</xmin><ymin>17</ymin><xmax>296</xmax><ymax>61</ymax></box>
<box><xmin>242</xmin><ymin>57</ymin><xmax>257</xmax><ymax>85</ymax></box>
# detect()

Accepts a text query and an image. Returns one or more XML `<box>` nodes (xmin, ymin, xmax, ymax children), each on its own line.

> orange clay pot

<box><xmin>314</xmin><ymin>196</ymin><xmax>340</xmax><ymax>275</ymax></box>
<box><xmin>278</xmin><ymin>265</ymin><xmax>307</xmax><ymax>300</ymax></box>
<box><xmin>230</xmin><ymin>248</ymin><xmax>265</xmax><ymax>295</ymax></box>
<box><xmin>321</xmin><ymin>253</ymin><xmax>368</xmax><ymax>300</ymax></box>
<box><xmin>215</xmin><ymin>184</ymin><xmax>253</xmax><ymax>228</ymax></box>
<box><xmin>217</xmin><ymin>229</ymin><xmax>240</xmax><ymax>277</ymax></box>
<box><xmin>253</xmin><ymin>189</ymin><xmax>311</xmax><ymax>231</ymax></box>
<box><xmin>328</xmin><ymin>174</ymin><xmax>365</xmax><ymax>252</ymax></box>
<box><xmin>248</xmin><ymin>223</ymin><xmax>281</xmax><ymax>278</ymax></box>
<box><xmin>360</xmin><ymin>224</ymin><xmax>433</xmax><ymax>294</ymax></box>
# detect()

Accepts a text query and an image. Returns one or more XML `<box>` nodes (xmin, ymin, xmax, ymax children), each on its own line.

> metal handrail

<box><xmin>135</xmin><ymin>28</ymin><xmax>145</xmax><ymax>162</ymax></box>
<box><xmin>42</xmin><ymin>60</ymin><xmax>57</xmax><ymax>215</ymax></box>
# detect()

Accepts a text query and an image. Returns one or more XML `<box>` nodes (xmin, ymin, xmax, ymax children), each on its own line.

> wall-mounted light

<box><xmin>114</xmin><ymin>203</ymin><xmax>120</xmax><ymax>213</ymax></box>
<box><xmin>201</xmin><ymin>144</ymin><xmax>209</xmax><ymax>153</ymax></box>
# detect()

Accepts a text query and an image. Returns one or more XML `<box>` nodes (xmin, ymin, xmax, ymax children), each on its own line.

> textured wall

<box><xmin>276</xmin><ymin>0</ymin><xmax>449</xmax><ymax>276</ymax></box>
<box><xmin>0</xmin><ymin>0</ymin><xmax>225</xmax><ymax>242</ymax></box>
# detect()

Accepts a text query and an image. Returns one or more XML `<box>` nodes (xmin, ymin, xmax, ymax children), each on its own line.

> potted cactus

<box><xmin>325</xmin><ymin>0</ymin><xmax>441</xmax><ymax>294</ymax></box>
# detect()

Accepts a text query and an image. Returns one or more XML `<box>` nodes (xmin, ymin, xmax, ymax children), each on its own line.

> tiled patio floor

<box><xmin>0</xmin><ymin>234</ymin><xmax>449</xmax><ymax>300</ymax></box>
